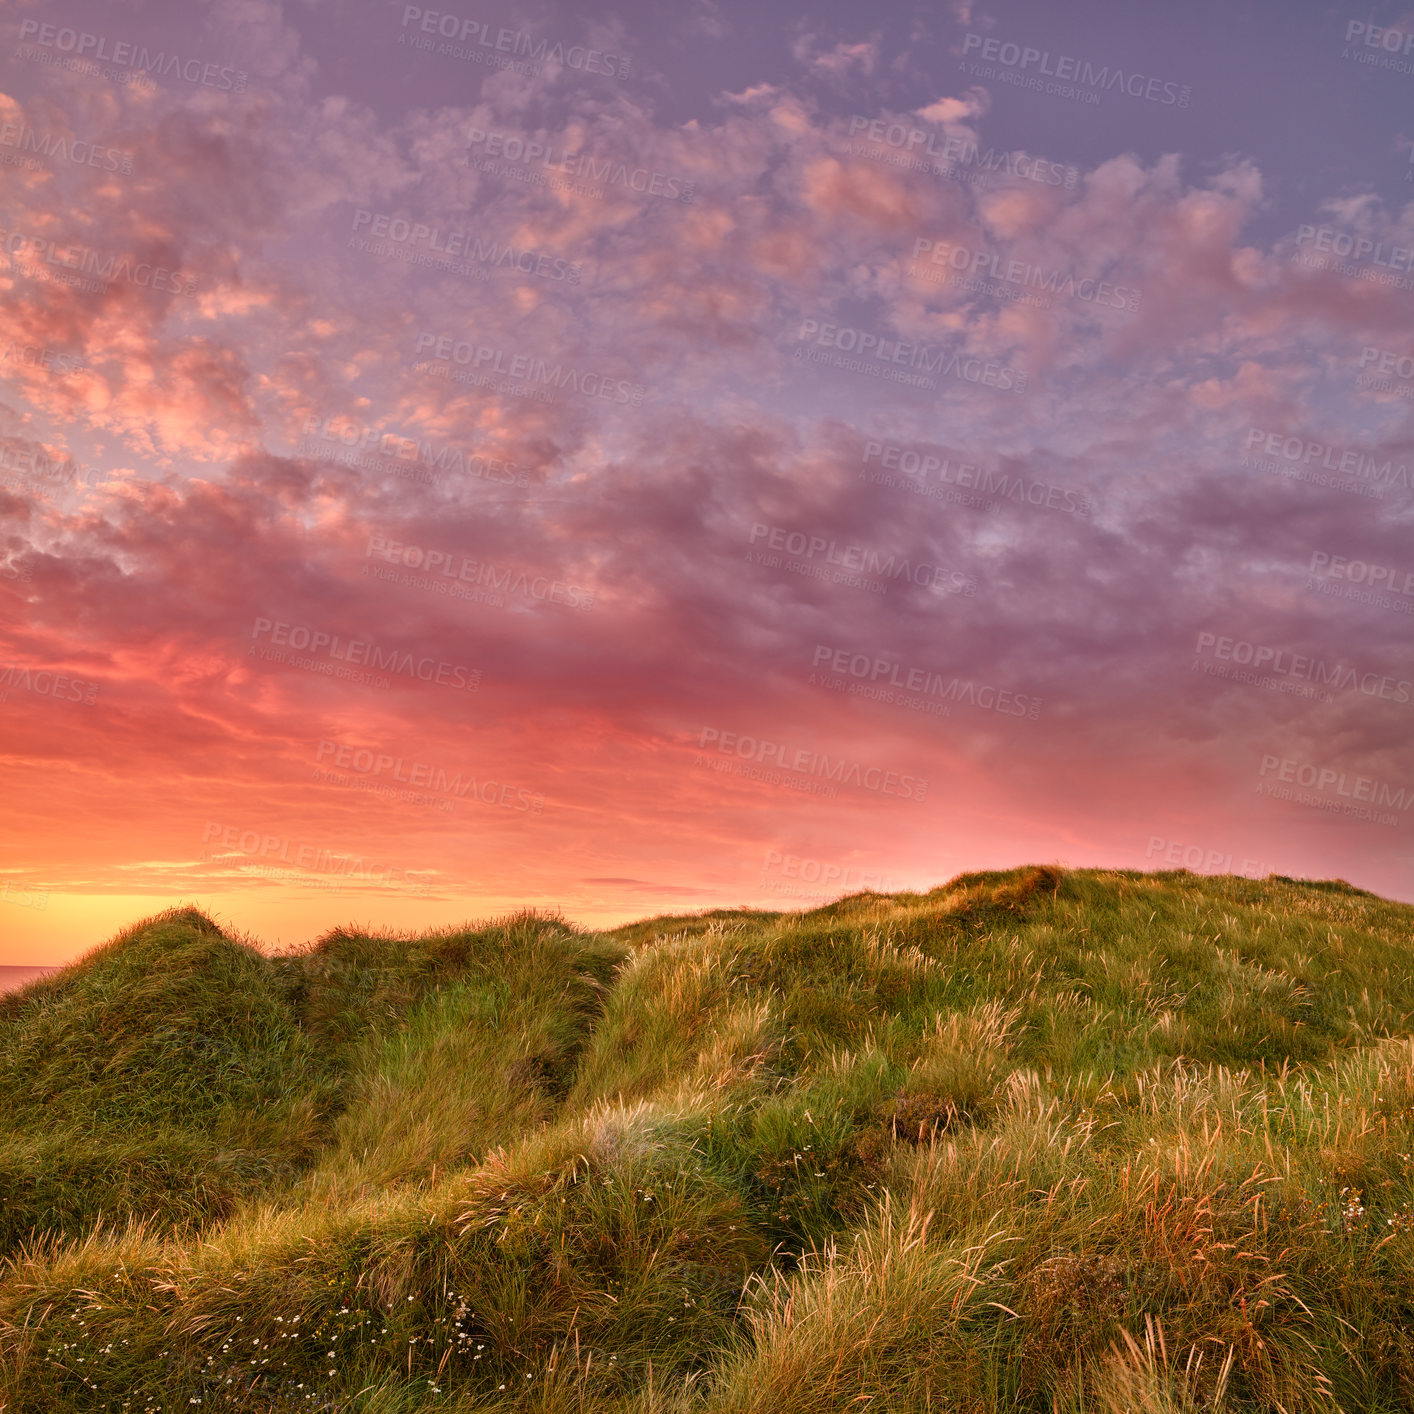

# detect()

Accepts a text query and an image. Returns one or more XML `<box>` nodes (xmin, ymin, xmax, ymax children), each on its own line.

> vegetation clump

<box><xmin>3</xmin><ymin>868</ymin><xmax>1414</xmax><ymax>1412</ymax></box>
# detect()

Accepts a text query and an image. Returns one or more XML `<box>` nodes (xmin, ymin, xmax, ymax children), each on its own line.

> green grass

<box><xmin>3</xmin><ymin>868</ymin><xmax>1414</xmax><ymax>1411</ymax></box>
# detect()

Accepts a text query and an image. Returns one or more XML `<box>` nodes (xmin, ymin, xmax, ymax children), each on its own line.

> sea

<box><xmin>0</xmin><ymin>965</ymin><xmax>58</xmax><ymax>995</ymax></box>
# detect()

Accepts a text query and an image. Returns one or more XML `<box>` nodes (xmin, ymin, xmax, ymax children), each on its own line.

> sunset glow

<box><xmin>3</xmin><ymin>0</ymin><xmax>1413</xmax><ymax>965</ymax></box>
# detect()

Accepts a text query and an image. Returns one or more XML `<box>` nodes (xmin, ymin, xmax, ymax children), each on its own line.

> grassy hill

<box><xmin>3</xmin><ymin>867</ymin><xmax>1414</xmax><ymax>1412</ymax></box>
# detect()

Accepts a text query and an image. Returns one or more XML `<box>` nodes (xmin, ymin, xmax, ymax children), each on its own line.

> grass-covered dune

<box><xmin>3</xmin><ymin>867</ymin><xmax>1414</xmax><ymax>1412</ymax></box>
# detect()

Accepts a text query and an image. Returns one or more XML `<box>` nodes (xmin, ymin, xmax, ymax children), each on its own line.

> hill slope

<box><xmin>3</xmin><ymin>867</ymin><xmax>1414</xmax><ymax>1412</ymax></box>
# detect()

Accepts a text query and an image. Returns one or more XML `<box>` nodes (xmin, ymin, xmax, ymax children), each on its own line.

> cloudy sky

<box><xmin>2</xmin><ymin>0</ymin><xmax>1413</xmax><ymax>962</ymax></box>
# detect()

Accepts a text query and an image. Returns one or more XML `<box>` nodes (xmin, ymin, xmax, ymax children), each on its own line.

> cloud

<box><xmin>3</xmin><ymin>0</ymin><xmax>1414</xmax><ymax>950</ymax></box>
<box><xmin>791</xmin><ymin>35</ymin><xmax>881</xmax><ymax>79</ymax></box>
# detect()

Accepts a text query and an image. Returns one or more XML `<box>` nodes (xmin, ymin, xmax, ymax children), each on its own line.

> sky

<box><xmin>2</xmin><ymin>0</ymin><xmax>1413</xmax><ymax>965</ymax></box>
